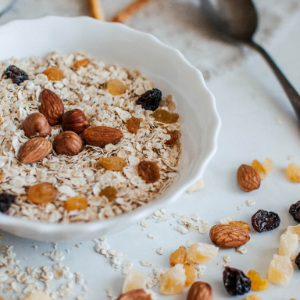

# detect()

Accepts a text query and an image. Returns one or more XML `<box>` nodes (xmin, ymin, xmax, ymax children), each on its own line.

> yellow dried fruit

<box><xmin>99</xmin><ymin>186</ymin><xmax>118</xmax><ymax>202</ymax></box>
<box><xmin>169</xmin><ymin>246</ymin><xmax>187</xmax><ymax>266</ymax></box>
<box><xmin>43</xmin><ymin>67</ymin><xmax>63</xmax><ymax>81</ymax></box>
<box><xmin>246</xmin><ymin>294</ymin><xmax>262</xmax><ymax>300</ymax></box>
<box><xmin>279</xmin><ymin>233</ymin><xmax>298</xmax><ymax>259</ymax></box>
<box><xmin>268</xmin><ymin>254</ymin><xmax>293</xmax><ymax>285</ymax></box>
<box><xmin>229</xmin><ymin>220</ymin><xmax>250</xmax><ymax>232</ymax></box>
<box><xmin>262</xmin><ymin>157</ymin><xmax>273</xmax><ymax>174</ymax></box>
<box><xmin>186</xmin><ymin>243</ymin><xmax>218</xmax><ymax>264</ymax></box>
<box><xmin>65</xmin><ymin>196</ymin><xmax>88</xmax><ymax>211</ymax></box>
<box><xmin>27</xmin><ymin>183</ymin><xmax>57</xmax><ymax>205</ymax></box>
<box><xmin>183</xmin><ymin>263</ymin><xmax>196</xmax><ymax>287</ymax></box>
<box><xmin>74</xmin><ymin>58</ymin><xmax>90</xmax><ymax>69</ymax></box>
<box><xmin>285</xmin><ymin>224</ymin><xmax>300</xmax><ymax>241</ymax></box>
<box><xmin>99</xmin><ymin>157</ymin><xmax>127</xmax><ymax>171</ymax></box>
<box><xmin>247</xmin><ymin>270</ymin><xmax>269</xmax><ymax>291</ymax></box>
<box><xmin>122</xmin><ymin>270</ymin><xmax>149</xmax><ymax>293</ymax></box>
<box><xmin>126</xmin><ymin>117</ymin><xmax>141</xmax><ymax>134</ymax></box>
<box><xmin>138</xmin><ymin>161</ymin><xmax>160</xmax><ymax>183</ymax></box>
<box><xmin>152</xmin><ymin>109</ymin><xmax>179</xmax><ymax>124</ymax></box>
<box><xmin>286</xmin><ymin>163</ymin><xmax>300</xmax><ymax>183</ymax></box>
<box><xmin>107</xmin><ymin>79</ymin><xmax>126</xmax><ymax>96</ymax></box>
<box><xmin>165</xmin><ymin>130</ymin><xmax>180</xmax><ymax>146</ymax></box>
<box><xmin>251</xmin><ymin>159</ymin><xmax>266</xmax><ymax>180</ymax></box>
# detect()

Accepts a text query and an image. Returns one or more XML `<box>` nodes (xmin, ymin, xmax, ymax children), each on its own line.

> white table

<box><xmin>1</xmin><ymin>1</ymin><xmax>300</xmax><ymax>299</ymax></box>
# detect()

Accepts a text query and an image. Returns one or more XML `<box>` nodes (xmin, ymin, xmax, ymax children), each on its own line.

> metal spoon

<box><xmin>201</xmin><ymin>0</ymin><xmax>300</xmax><ymax>120</ymax></box>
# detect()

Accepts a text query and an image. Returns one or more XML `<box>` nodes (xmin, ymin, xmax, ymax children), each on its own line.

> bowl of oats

<box><xmin>0</xmin><ymin>16</ymin><xmax>220</xmax><ymax>241</ymax></box>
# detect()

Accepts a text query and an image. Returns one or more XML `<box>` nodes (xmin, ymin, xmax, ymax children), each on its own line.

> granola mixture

<box><xmin>0</xmin><ymin>52</ymin><xmax>181</xmax><ymax>223</ymax></box>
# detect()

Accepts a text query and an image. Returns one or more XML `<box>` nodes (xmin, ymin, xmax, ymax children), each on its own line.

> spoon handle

<box><xmin>248</xmin><ymin>41</ymin><xmax>300</xmax><ymax>119</ymax></box>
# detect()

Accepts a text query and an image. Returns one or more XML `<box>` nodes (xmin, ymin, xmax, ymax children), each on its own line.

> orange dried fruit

<box><xmin>99</xmin><ymin>157</ymin><xmax>127</xmax><ymax>171</ymax></box>
<box><xmin>251</xmin><ymin>159</ymin><xmax>266</xmax><ymax>180</ymax></box>
<box><xmin>43</xmin><ymin>67</ymin><xmax>63</xmax><ymax>81</ymax></box>
<box><xmin>99</xmin><ymin>186</ymin><xmax>118</xmax><ymax>202</ymax></box>
<box><xmin>262</xmin><ymin>157</ymin><xmax>273</xmax><ymax>174</ymax></box>
<box><xmin>126</xmin><ymin>117</ymin><xmax>141</xmax><ymax>134</ymax></box>
<box><xmin>165</xmin><ymin>130</ymin><xmax>180</xmax><ymax>146</ymax></box>
<box><xmin>169</xmin><ymin>246</ymin><xmax>187</xmax><ymax>266</ymax></box>
<box><xmin>152</xmin><ymin>109</ymin><xmax>179</xmax><ymax>124</ymax></box>
<box><xmin>246</xmin><ymin>294</ymin><xmax>262</xmax><ymax>300</ymax></box>
<box><xmin>183</xmin><ymin>263</ymin><xmax>196</xmax><ymax>287</ymax></box>
<box><xmin>65</xmin><ymin>196</ymin><xmax>88</xmax><ymax>211</ymax></box>
<box><xmin>229</xmin><ymin>220</ymin><xmax>250</xmax><ymax>232</ymax></box>
<box><xmin>138</xmin><ymin>161</ymin><xmax>160</xmax><ymax>183</ymax></box>
<box><xmin>74</xmin><ymin>58</ymin><xmax>90</xmax><ymax>69</ymax></box>
<box><xmin>247</xmin><ymin>270</ymin><xmax>269</xmax><ymax>291</ymax></box>
<box><xmin>286</xmin><ymin>163</ymin><xmax>300</xmax><ymax>183</ymax></box>
<box><xmin>107</xmin><ymin>79</ymin><xmax>126</xmax><ymax>96</ymax></box>
<box><xmin>27</xmin><ymin>182</ymin><xmax>57</xmax><ymax>205</ymax></box>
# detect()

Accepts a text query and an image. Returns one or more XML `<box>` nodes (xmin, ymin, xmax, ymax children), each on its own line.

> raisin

<box><xmin>43</xmin><ymin>67</ymin><xmax>63</xmax><ymax>81</ymax></box>
<box><xmin>27</xmin><ymin>183</ymin><xmax>57</xmax><ymax>205</ymax></box>
<box><xmin>251</xmin><ymin>209</ymin><xmax>280</xmax><ymax>232</ymax></box>
<box><xmin>165</xmin><ymin>130</ymin><xmax>180</xmax><ymax>146</ymax></box>
<box><xmin>65</xmin><ymin>196</ymin><xmax>88</xmax><ymax>211</ymax></box>
<box><xmin>229</xmin><ymin>220</ymin><xmax>250</xmax><ymax>232</ymax></box>
<box><xmin>74</xmin><ymin>58</ymin><xmax>90</xmax><ymax>69</ymax></box>
<box><xmin>169</xmin><ymin>246</ymin><xmax>187</xmax><ymax>266</ymax></box>
<box><xmin>99</xmin><ymin>157</ymin><xmax>127</xmax><ymax>171</ymax></box>
<box><xmin>223</xmin><ymin>266</ymin><xmax>251</xmax><ymax>296</ymax></box>
<box><xmin>99</xmin><ymin>186</ymin><xmax>117</xmax><ymax>202</ymax></box>
<box><xmin>136</xmin><ymin>88</ymin><xmax>162</xmax><ymax>111</ymax></box>
<box><xmin>152</xmin><ymin>109</ymin><xmax>179</xmax><ymax>124</ymax></box>
<box><xmin>289</xmin><ymin>201</ymin><xmax>300</xmax><ymax>222</ymax></box>
<box><xmin>247</xmin><ymin>270</ymin><xmax>269</xmax><ymax>291</ymax></box>
<box><xmin>0</xmin><ymin>193</ymin><xmax>16</xmax><ymax>213</ymax></box>
<box><xmin>138</xmin><ymin>161</ymin><xmax>160</xmax><ymax>183</ymax></box>
<box><xmin>4</xmin><ymin>65</ymin><xmax>29</xmax><ymax>85</ymax></box>
<box><xmin>126</xmin><ymin>117</ymin><xmax>141</xmax><ymax>134</ymax></box>
<box><xmin>107</xmin><ymin>79</ymin><xmax>127</xmax><ymax>96</ymax></box>
<box><xmin>295</xmin><ymin>252</ymin><xmax>300</xmax><ymax>270</ymax></box>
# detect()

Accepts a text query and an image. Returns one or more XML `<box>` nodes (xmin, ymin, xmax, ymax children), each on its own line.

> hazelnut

<box><xmin>53</xmin><ymin>131</ymin><xmax>82</xmax><ymax>156</ymax></box>
<box><xmin>22</xmin><ymin>112</ymin><xmax>51</xmax><ymax>138</ymax></box>
<box><xmin>62</xmin><ymin>109</ymin><xmax>89</xmax><ymax>134</ymax></box>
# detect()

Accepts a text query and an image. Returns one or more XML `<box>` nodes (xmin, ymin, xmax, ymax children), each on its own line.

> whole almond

<box><xmin>39</xmin><ymin>89</ymin><xmax>64</xmax><ymax>125</ymax></box>
<box><xmin>237</xmin><ymin>164</ymin><xmax>261</xmax><ymax>192</ymax></box>
<box><xmin>83</xmin><ymin>126</ymin><xmax>123</xmax><ymax>147</ymax></box>
<box><xmin>116</xmin><ymin>289</ymin><xmax>152</xmax><ymax>300</ymax></box>
<box><xmin>22</xmin><ymin>112</ymin><xmax>51</xmax><ymax>138</ymax></box>
<box><xmin>18</xmin><ymin>137</ymin><xmax>52</xmax><ymax>164</ymax></box>
<box><xmin>209</xmin><ymin>224</ymin><xmax>250</xmax><ymax>248</ymax></box>
<box><xmin>53</xmin><ymin>131</ymin><xmax>83</xmax><ymax>156</ymax></box>
<box><xmin>187</xmin><ymin>281</ymin><xmax>213</xmax><ymax>300</ymax></box>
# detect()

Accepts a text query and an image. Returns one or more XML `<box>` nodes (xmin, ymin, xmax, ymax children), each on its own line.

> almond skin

<box><xmin>22</xmin><ymin>112</ymin><xmax>51</xmax><ymax>138</ymax></box>
<box><xmin>237</xmin><ymin>164</ymin><xmax>261</xmax><ymax>192</ymax></box>
<box><xmin>116</xmin><ymin>289</ymin><xmax>152</xmax><ymax>300</ymax></box>
<box><xmin>187</xmin><ymin>281</ymin><xmax>213</xmax><ymax>300</ymax></box>
<box><xmin>18</xmin><ymin>137</ymin><xmax>52</xmax><ymax>164</ymax></box>
<box><xmin>39</xmin><ymin>89</ymin><xmax>64</xmax><ymax>125</ymax></box>
<box><xmin>209</xmin><ymin>224</ymin><xmax>250</xmax><ymax>248</ymax></box>
<box><xmin>62</xmin><ymin>109</ymin><xmax>89</xmax><ymax>134</ymax></box>
<box><xmin>53</xmin><ymin>131</ymin><xmax>83</xmax><ymax>156</ymax></box>
<box><xmin>82</xmin><ymin>126</ymin><xmax>123</xmax><ymax>147</ymax></box>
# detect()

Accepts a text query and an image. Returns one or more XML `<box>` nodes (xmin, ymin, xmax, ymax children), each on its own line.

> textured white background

<box><xmin>1</xmin><ymin>0</ymin><xmax>300</xmax><ymax>299</ymax></box>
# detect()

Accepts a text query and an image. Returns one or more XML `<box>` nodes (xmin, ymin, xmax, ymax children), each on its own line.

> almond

<box><xmin>209</xmin><ymin>224</ymin><xmax>250</xmax><ymax>248</ymax></box>
<box><xmin>116</xmin><ymin>289</ymin><xmax>152</xmax><ymax>300</ymax></box>
<box><xmin>18</xmin><ymin>137</ymin><xmax>52</xmax><ymax>164</ymax></box>
<box><xmin>39</xmin><ymin>89</ymin><xmax>64</xmax><ymax>125</ymax></box>
<box><xmin>187</xmin><ymin>281</ymin><xmax>213</xmax><ymax>300</ymax></box>
<box><xmin>82</xmin><ymin>126</ymin><xmax>123</xmax><ymax>147</ymax></box>
<box><xmin>237</xmin><ymin>164</ymin><xmax>261</xmax><ymax>192</ymax></box>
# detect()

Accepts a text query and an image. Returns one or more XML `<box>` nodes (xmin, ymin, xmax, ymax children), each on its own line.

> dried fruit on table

<box><xmin>22</xmin><ymin>112</ymin><xmax>51</xmax><ymax>138</ymax></box>
<box><xmin>152</xmin><ymin>109</ymin><xmax>179</xmax><ymax>124</ymax></box>
<box><xmin>186</xmin><ymin>242</ymin><xmax>218</xmax><ymax>264</ymax></box>
<box><xmin>159</xmin><ymin>264</ymin><xmax>186</xmax><ymax>295</ymax></box>
<box><xmin>4</xmin><ymin>65</ymin><xmax>29</xmax><ymax>85</ymax></box>
<box><xmin>251</xmin><ymin>209</ymin><xmax>280</xmax><ymax>232</ymax></box>
<box><xmin>289</xmin><ymin>200</ymin><xmax>300</xmax><ymax>222</ymax></box>
<box><xmin>74</xmin><ymin>58</ymin><xmax>90</xmax><ymax>69</ymax></box>
<box><xmin>138</xmin><ymin>161</ymin><xmax>160</xmax><ymax>183</ymax></box>
<box><xmin>117</xmin><ymin>289</ymin><xmax>152</xmax><ymax>300</ymax></box>
<box><xmin>165</xmin><ymin>130</ymin><xmax>180</xmax><ymax>146</ymax></box>
<box><xmin>246</xmin><ymin>294</ymin><xmax>262</xmax><ymax>300</ymax></box>
<box><xmin>295</xmin><ymin>252</ymin><xmax>300</xmax><ymax>270</ymax></box>
<box><xmin>278</xmin><ymin>233</ymin><xmax>298</xmax><ymax>259</ymax></box>
<box><xmin>183</xmin><ymin>263</ymin><xmax>196</xmax><ymax>287</ymax></box>
<box><xmin>122</xmin><ymin>270</ymin><xmax>150</xmax><ymax>293</ymax></box>
<box><xmin>229</xmin><ymin>220</ymin><xmax>250</xmax><ymax>232</ymax></box>
<box><xmin>99</xmin><ymin>186</ymin><xmax>118</xmax><ymax>202</ymax></box>
<box><xmin>43</xmin><ymin>67</ymin><xmax>63</xmax><ymax>81</ymax></box>
<box><xmin>223</xmin><ymin>266</ymin><xmax>251</xmax><ymax>296</ymax></box>
<box><xmin>268</xmin><ymin>254</ymin><xmax>293</xmax><ymax>285</ymax></box>
<box><xmin>126</xmin><ymin>116</ymin><xmax>141</xmax><ymax>134</ymax></box>
<box><xmin>262</xmin><ymin>157</ymin><xmax>273</xmax><ymax>174</ymax></box>
<box><xmin>62</xmin><ymin>109</ymin><xmax>89</xmax><ymax>134</ymax></box>
<box><xmin>187</xmin><ymin>281</ymin><xmax>213</xmax><ymax>300</ymax></box>
<box><xmin>246</xmin><ymin>270</ymin><xmax>269</xmax><ymax>291</ymax></box>
<box><xmin>251</xmin><ymin>159</ymin><xmax>266</xmax><ymax>180</ymax></box>
<box><xmin>24</xmin><ymin>291</ymin><xmax>51</xmax><ymax>300</ymax></box>
<box><xmin>106</xmin><ymin>78</ymin><xmax>127</xmax><ymax>95</ymax></box>
<box><xmin>0</xmin><ymin>193</ymin><xmax>16</xmax><ymax>213</ymax></box>
<box><xmin>27</xmin><ymin>183</ymin><xmax>57</xmax><ymax>205</ymax></box>
<box><xmin>65</xmin><ymin>196</ymin><xmax>88</xmax><ymax>211</ymax></box>
<box><xmin>285</xmin><ymin>224</ymin><xmax>300</xmax><ymax>240</ymax></box>
<box><xmin>286</xmin><ymin>163</ymin><xmax>300</xmax><ymax>183</ymax></box>
<box><xmin>237</xmin><ymin>164</ymin><xmax>261</xmax><ymax>192</ymax></box>
<box><xmin>99</xmin><ymin>157</ymin><xmax>127</xmax><ymax>171</ymax></box>
<box><xmin>169</xmin><ymin>245</ymin><xmax>187</xmax><ymax>266</ymax></box>
<box><xmin>136</xmin><ymin>88</ymin><xmax>162</xmax><ymax>111</ymax></box>
<box><xmin>53</xmin><ymin>131</ymin><xmax>83</xmax><ymax>156</ymax></box>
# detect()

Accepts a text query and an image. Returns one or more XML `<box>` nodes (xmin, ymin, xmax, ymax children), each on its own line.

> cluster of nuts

<box><xmin>18</xmin><ymin>89</ymin><xmax>123</xmax><ymax>164</ymax></box>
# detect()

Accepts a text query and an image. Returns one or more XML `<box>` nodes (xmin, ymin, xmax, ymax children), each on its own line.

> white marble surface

<box><xmin>1</xmin><ymin>0</ymin><xmax>300</xmax><ymax>299</ymax></box>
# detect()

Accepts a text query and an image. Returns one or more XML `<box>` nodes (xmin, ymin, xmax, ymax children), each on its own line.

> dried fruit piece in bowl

<box><xmin>65</xmin><ymin>196</ymin><xmax>88</xmax><ymax>211</ymax></box>
<box><xmin>268</xmin><ymin>254</ymin><xmax>293</xmax><ymax>285</ymax></box>
<box><xmin>0</xmin><ymin>193</ymin><xmax>16</xmax><ymax>213</ymax></box>
<box><xmin>43</xmin><ymin>67</ymin><xmax>63</xmax><ymax>81</ymax></box>
<box><xmin>99</xmin><ymin>186</ymin><xmax>118</xmax><ymax>202</ymax></box>
<box><xmin>74</xmin><ymin>58</ymin><xmax>90</xmax><ymax>69</ymax></box>
<box><xmin>165</xmin><ymin>130</ymin><xmax>180</xmax><ymax>146</ymax></box>
<box><xmin>107</xmin><ymin>78</ymin><xmax>126</xmax><ymax>96</ymax></box>
<box><xmin>4</xmin><ymin>65</ymin><xmax>28</xmax><ymax>85</ymax></box>
<box><xmin>27</xmin><ymin>183</ymin><xmax>57</xmax><ymax>205</ymax></box>
<box><xmin>99</xmin><ymin>157</ymin><xmax>127</xmax><ymax>171</ymax></box>
<box><xmin>136</xmin><ymin>88</ymin><xmax>162</xmax><ymax>111</ymax></box>
<box><xmin>152</xmin><ymin>109</ymin><xmax>179</xmax><ymax>124</ymax></box>
<box><xmin>126</xmin><ymin>116</ymin><xmax>141</xmax><ymax>134</ymax></box>
<box><xmin>138</xmin><ymin>161</ymin><xmax>160</xmax><ymax>183</ymax></box>
<box><xmin>251</xmin><ymin>209</ymin><xmax>280</xmax><ymax>232</ymax></box>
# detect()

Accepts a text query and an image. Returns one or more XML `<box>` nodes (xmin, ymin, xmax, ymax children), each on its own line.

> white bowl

<box><xmin>0</xmin><ymin>16</ymin><xmax>221</xmax><ymax>242</ymax></box>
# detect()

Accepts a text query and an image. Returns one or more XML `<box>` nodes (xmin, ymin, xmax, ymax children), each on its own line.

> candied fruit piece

<box><xmin>74</xmin><ymin>58</ymin><xmax>90</xmax><ymax>69</ymax></box>
<box><xmin>186</xmin><ymin>243</ymin><xmax>218</xmax><ymax>264</ymax></box>
<box><xmin>251</xmin><ymin>209</ymin><xmax>280</xmax><ymax>232</ymax></box>
<box><xmin>229</xmin><ymin>220</ymin><xmax>250</xmax><ymax>232</ymax></box>
<box><xmin>295</xmin><ymin>252</ymin><xmax>300</xmax><ymax>269</ymax></box>
<box><xmin>262</xmin><ymin>157</ymin><xmax>273</xmax><ymax>174</ymax></box>
<box><xmin>0</xmin><ymin>193</ymin><xmax>16</xmax><ymax>213</ymax></box>
<box><xmin>165</xmin><ymin>130</ymin><xmax>180</xmax><ymax>146</ymax></box>
<box><xmin>43</xmin><ymin>67</ymin><xmax>63</xmax><ymax>81</ymax></box>
<box><xmin>223</xmin><ymin>266</ymin><xmax>251</xmax><ymax>296</ymax></box>
<box><xmin>126</xmin><ymin>117</ymin><xmax>141</xmax><ymax>134</ymax></box>
<box><xmin>251</xmin><ymin>159</ymin><xmax>266</xmax><ymax>180</ymax></box>
<box><xmin>136</xmin><ymin>88</ymin><xmax>162</xmax><ymax>111</ymax></box>
<box><xmin>246</xmin><ymin>294</ymin><xmax>262</xmax><ymax>300</ymax></box>
<box><xmin>183</xmin><ymin>263</ymin><xmax>196</xmax><ymax>287</ymax></box>
<box><xmin>159</xmin><ymin>264</ymin><xmax>186</xmax><ymax>295</ymax></box>
<box><xmin>138</xmin><ymin>161</ymin><xmax>160</xmax><ymax>183</ymax></box>
<box><xmin>247</xmin><ymin>270</ymin><xmax>269</xmax><ymax>291</ymax></box>
<box><xmin>107</xmin><ymin>79</ymin><xmax>126</xmax><ymax>96</ymax></box>
<box><xmin>289</xmin><ymin>200</ymin><xmax>300</xmax><ymax>222</ymax></box>
<box><xmin>99</xmin><ymin>157</ymin><xmax>127</xmax><ymax>171</ymax></box>
<box><xmin>27</xmin><ymin>183</ymin><xmax>57</xmax><ymax>205</ymax></box>
<box><xmin>279</xmin><ymin>233</ymin><xmax>298</xmax><ymax>259</ymax></box>
<box><xmin>122</xmin><ymin>270</ymin><xmax>150</xmax><ymax>293</ymax></box>
<box><xmin>99</xmin><ymin>186</ymin><xmax>118</xmax><ymax>202</ymax></box>
<box><xmin>170</xmin><ymin>246</ymin><xmax>187</xmax><ymax>266</ymax></box>
<box><xmin>268</xmin><ymin>254</ymin><xmax>293</xmax><ymax>285</ymax></box>
<box><xmin>65</xmin><ymin>196</ymin><xmax>88</xmax><ymax>211</ymax></box>
<box><xmin>152</xmin><ymin>109</ymin><xmax>179</xmax><ymax>124</ymax></box>
<box><xmin>286</xmin><ymin>224</ymin><xmax>300</xmax><ymax>241</ymax></box>
<box><xmin>286</xmin><ymin>163</ymin><xmax>300</xmax><ymax>183</ymax></box>
<box><xmin>4</xmin><ymin>65</ymin><xmax>29</xmax><ymax>85</ymax></box>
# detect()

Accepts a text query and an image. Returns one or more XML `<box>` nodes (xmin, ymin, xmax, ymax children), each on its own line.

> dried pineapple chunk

<box><xmin>268</xmin><ymin>254</ymin><xmax>293</xmax><ymax>285</ymax></box>
<box><xmin>279</xmin><ymin>233</ymin><xmax>298</xmax><ymax>260</ymax></box>
<box><xmin>186</xmin><ymin>243</ymin><xmax>218</xmax><ymax>264</ymax></box>
<box><xmin>285</xmin><ymin>224</ymin><xmax>300</xmax><ymax>241</ymax></box>
<box><xmin>122</xmin><ymin>270</ymin><xmax>150</xmax><ymax>293</ymax></box>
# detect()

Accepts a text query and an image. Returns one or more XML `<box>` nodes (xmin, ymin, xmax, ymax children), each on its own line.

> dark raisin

<box><xmin>4</xmin><ymin>65</ymin><xmax>29</xmax><ymax>85</ymax></box>
<box><xmin>136</xmin><ymin>88</ymin><xmax>162</xmax><ymax>111</ymax></box>
<box><xmin>0</xmin><ymin>193</ymin><xmax>16</xmax><ymax>213</ymax></box>
<box><xmin>295</xmin><ymin>252</ymin><xmax>300</xmax><ymax>270</ymax></box>
<box><xmin>223</xmin><ymin>266</ymin><xmax>251</xmax><ymax>296</ymax></box>
<box><xmin>289</xmin><ymin>201</ymin><xmax>300</xmax><ymax>223</ymax></box>
<box><xmin>251</xmin><ymin>209</ymin><xmax>280</xmax><ymax>232</ymax></box>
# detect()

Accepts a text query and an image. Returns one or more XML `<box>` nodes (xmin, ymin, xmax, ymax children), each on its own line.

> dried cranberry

<box><xmin>251</xmin><ymin>209</ymin><xmax>280</xmax><ymax>232</ymax></box>
<box><xmin>136</xmin><ymin>88</ymin><xmax>162</xmax><ymax>111</ymax></box>
<box><xmin>223</xmin><ymin>266</ymin><xmax>251</xmax><ymax>296</ymax></box>
<box><xmin>0</xmin><ymin>193</ymin><xmax>16</xmax><ymax>213</ymax></box>
<box><xmin>4</xmin><ymin>65</ymin><xmax>29</xmax><ymax>85</ymax></box>
<box><xmin>295</xmin><ymin>252</ymin><xmax>300</xmax><ymax>270</ymax></box>
<box><xmin>289</xmin><ymin>201</ymin><xmax>300</xmax><ymax>223</ymax></box>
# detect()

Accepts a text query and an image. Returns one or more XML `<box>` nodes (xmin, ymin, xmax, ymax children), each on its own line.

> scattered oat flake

<box><xmin>140</xmin><ymin>260</ymin><xmax>154</xmax><ymax>267</ymax></box>
<box><xmin>246</xmin><ymin>199</ymin><xmax>255</xmax><ymax>206</ymax></box>
<box><xmin>156</xmin><ymin>247</ymin><xmax>164</xmax><ymax>255</ymax></box>
<box><xmin>236</xmin><ymin>245</ymin><xmax>248</xmax><ymax>254</ymax></box>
